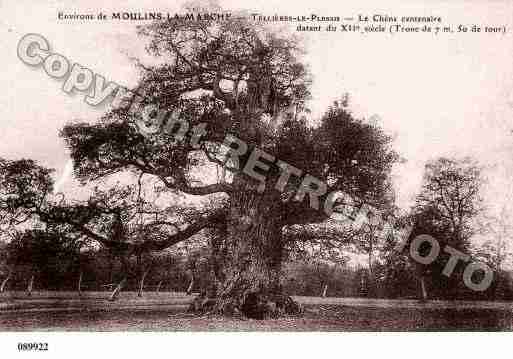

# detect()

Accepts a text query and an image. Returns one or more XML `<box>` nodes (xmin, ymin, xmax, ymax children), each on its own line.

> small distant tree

<box><xmin>0</xmin><ymin>238</ymin><xmax>14</xmax><ymax>292</ymax></box>
<box><xmin>473</xmin><ymin>206</ymin><xmax>513</xmax><ymax>299</ymax></box>
<box><xmin>407</xmin><ymin>157</ymin><xmax>484</xmax><ymax>300</ymax></box>
<box><xmin>374</xmin><ymin>216</ymin><xmax>418</xmax><ymax>299</ymax></box>
<box><xmin>475</xmin><ymin>206</ymin><xmax>512</xmax><ymax>271</ymax></box>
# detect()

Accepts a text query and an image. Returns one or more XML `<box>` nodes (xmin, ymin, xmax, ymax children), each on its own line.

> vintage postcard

<box><xmin>0</xmin><ymin>0</ymin><xmax>512</xmax><ymax>357</ymax></box>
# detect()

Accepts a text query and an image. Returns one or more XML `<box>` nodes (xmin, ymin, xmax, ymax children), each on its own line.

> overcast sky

<box><xmin>1</xmin><ymin>0</ymin><xmax>513</xmax><ymax>226</ymax></box>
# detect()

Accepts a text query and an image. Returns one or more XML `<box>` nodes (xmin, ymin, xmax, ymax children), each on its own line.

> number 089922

<box><xmin>17</xmin><ymin>343</ymin><xmax>48</xmax><ymax>351</ymax></box>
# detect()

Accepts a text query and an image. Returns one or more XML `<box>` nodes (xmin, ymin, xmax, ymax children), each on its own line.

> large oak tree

<box><xmin>2</xmin><ymin>9</ymin><xmax>399</xmax><ymax>318</ymax></box>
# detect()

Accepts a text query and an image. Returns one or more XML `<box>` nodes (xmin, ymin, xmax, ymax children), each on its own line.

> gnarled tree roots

<box><xmin>188</xmin><ymin>291</ymin><xmax>302</xmax><ymax>320</ymax></box>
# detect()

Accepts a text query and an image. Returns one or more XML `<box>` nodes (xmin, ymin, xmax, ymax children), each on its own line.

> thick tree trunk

<box><xmin>0</xmin><ymin>272</ymin><xmax>12</xmax><ymax>293</ymax></box>
<box><xmin>109</xmin><ymin>278</ymin><xmax>127</xmax><ymax>301</ymax></box>
<box><xmin>138</xmin><ymin>269</ymin><xmax>150</xmax><ymax>297</ymax></box>
<box><xmin>190</xmin><ymin>187</ymin><xmax>301</xmax><ymax>319</ymax></box>
<box><xmin>26</xmin><ymin>275</ymin><xmax>34</xmax><ymax>297</ymax></box>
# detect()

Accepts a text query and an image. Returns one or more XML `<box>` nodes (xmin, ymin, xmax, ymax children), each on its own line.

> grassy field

<box><xmin>1</xmin><ymin>291</ymin><xmax>512</xmax><ymax>331</ymax></box>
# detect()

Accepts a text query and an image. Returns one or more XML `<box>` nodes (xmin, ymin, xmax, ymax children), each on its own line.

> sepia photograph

<box><xmin>0</xmin><ymin>0</ymin><xmax>512</xmax><ymax>356</ymax></box>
